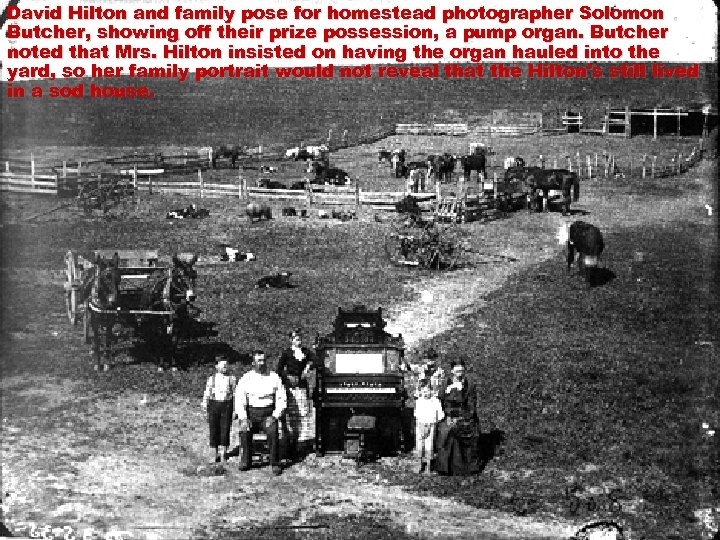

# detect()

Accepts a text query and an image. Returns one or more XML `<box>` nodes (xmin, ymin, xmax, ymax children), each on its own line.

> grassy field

<box><xmin>1</xmin><ymin>132</ymin><xmax>717</xmax><ymax>539</ymax></box>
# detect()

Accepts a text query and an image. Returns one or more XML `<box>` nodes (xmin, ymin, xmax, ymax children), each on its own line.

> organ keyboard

<box><xmin>313</xmin><ymin>306</ymin><xmax>406</xmax><ymax>456</ymax></box>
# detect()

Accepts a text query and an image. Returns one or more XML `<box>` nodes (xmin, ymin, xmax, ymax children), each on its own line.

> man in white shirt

<box><xmin>235</xmin><ymin>350</ymin><xmax>287</xmax><ymax>475</ymax></box>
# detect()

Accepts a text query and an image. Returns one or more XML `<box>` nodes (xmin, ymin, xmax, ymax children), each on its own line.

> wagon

<box><xmin>64</xmin><ymin>249</ymin><xmax>198</xmax><ymax>370</ymax></box>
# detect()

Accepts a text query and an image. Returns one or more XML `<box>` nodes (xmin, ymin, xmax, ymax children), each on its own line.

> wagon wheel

<box><xmin>83</xmin><ymin>299</ymin><xmax>92</xmax><ymax>344</ymax></box>
<box><xmin>64</xmin><ymin>251</ymin><xmax>80</xmax><ymax>325</ymax></box>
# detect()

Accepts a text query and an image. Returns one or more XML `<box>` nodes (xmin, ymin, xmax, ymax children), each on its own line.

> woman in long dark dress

<box><xmin>434</xmin><ymin>360</ymin><xmax>482</xmax><ymax>476</ymax></box>
<box><xmin>276</xmin><ymin>328</ymin><xmax>316</xmax><ymax>461</ymax></box>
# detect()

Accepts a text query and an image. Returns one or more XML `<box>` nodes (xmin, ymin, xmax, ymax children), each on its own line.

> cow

<box><xmin>282</xmin><ymin>207</ymin><xmax>297</xmax><ymax>217</ymax></box>
<box><xmin>259</xmin><ymin>165</ymin><xmax>279</xmax><ymax>174</ymax></box>
<box><xmin>308</xmin><ymin>160</ymin><xmax>352</xmax><ymax>186</ymax></box>
<box><xmin>255</xmin><ymin>272</ymin><xmax>293</xmax><ymax>288</ymax></box>
<box><xmin>246</xmin><ymin>203</ymin><xmax>272</xmax><ymax>222</ymax></box>
<box><xmin>378</xmin><ymin>149</ymin><xmax>393</xmax><ymax>164</ymax></box>
<box><xmin>257</xmin><ymin>178</ymin><xmax>286</xmax><ymax>189</ymax></box>
<box><xmin>212</xmin><ymin>145</ymin><xmax>244</xmax><ymax>169</ymax></box>
<box><xmin>219</xmin><ymin>245</ymin><xmax>256</xmax><ymax>262</ymax></box>
<box><xmin>558</xmin><ymin>221</ymin><xmax>604</xmax><ymax>284</ymax></box>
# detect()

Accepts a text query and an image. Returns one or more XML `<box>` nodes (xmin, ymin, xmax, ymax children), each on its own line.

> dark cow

<box><xmin>255</xmin><ymin>272</ymin><xmax>293</xmax><ymax>288</ymax></box>
<box><xmin>461</xmin><ymin>151</ymin><xmax>487</xmax><ymax>181</ymax></box>
<box><xmin>212</xmin><ymin>145</ymin><xmax>244</xmax><ymax>169</ymax></box>
<box><xmin>428</xmin><ymin>154</ymin><xmax>456</xmax><ymax>183</ymax></box>
<box><xmin>559</xmin><ymin>221</ymin><xmax>604</xmax><ymax>283</ymax></box>
<box><xmin>282</xmin><ymin>207</ymin><xmax>297</xmax><ymax>216</ymax></box>
<box><xmin>257</xmin><ymin>178</ymin><xmax>286</xmax><ymax>189</ymax></box>
<box><xmin>309</xmin><ymin>161</ymin><xmax>352</xmax><ymax>186</ymax></box>
<box><xmin>378</xmin><ymin>150</ymin><xmax>393</xmax><ymax>164</ymax></box>
<box><xmin>246</xmin><ymin>203</ymin><xmax>272</xmax><ymax>222</ymax></box>
<box><xmin>289</xmin><ymin>181</ymin><xmax>308</xmax><ymax>190</ymax></box>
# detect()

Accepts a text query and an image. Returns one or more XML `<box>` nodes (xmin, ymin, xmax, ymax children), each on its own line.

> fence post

<box><xmin>77</xmin><ymin>161</ymin><xmax>82</xmax><ymax>177</ymax></box>
<box><xmin>567</xmin><ymin>156</ymin><xmax>572</xmax><ymax>172</ymax></box>
<box><xmin>30</xmin><ymin>154</ymin><xmax>36</xmax><ymax>190</ymax></box>
<box><xmin>553</xmin><ymin>157</ymin><xmax>558</xmax><ymax>169</ymax></box>
<box><xmin>677</xmin><ymin>154</ymin><xmax>682</xmax><ymax>174</ymax></box>
<box><xmin>587</xmin><ymin>156</ymin><xmax>592</xmax><ymax>179</ymax></box>
<box><xmin>539</xmin><ymin>154</ymin><xmax>544</xmax><ymax>168</ymax></box>
<box><xmin>604</xmin><ymin>154</ymin><xmax>609</xmax><ymax>179</ymax></box>
<box><xmin>149</xmin><ymin>173</ymin><xmax>153</xmax><ymax>195</ymax></box>
<box><xmin>132</xmin><ymin>165</ymin><xmax>138</xmax><ymax>193</ymax></box>
<box><xmin>5</xmin><ymin>161</ymin><xmax>8</xmax><ymax>173</ymax></box>
<box><xmin>355</xmin><ymin>182</ymin><xmax>360</xmax><ymax>214</ymax></box>
<box><xmin>208</xmin><ymin>147</ymin><xmax>213</xmax><ymax>169</ymax></box>
<box><xmin>651</xmin><ymin>156</ymin><xmax>657</xmax><ymax>178</ymax></box>
<box><xmin>642</xmin><ymin>155</ymin><xmax>647</xmax><ymax>178</ymax></box>
<box><xmin>198</xmin><ymin>169</ymin><xmax>204</xmax><ymax>198</ymax></box>
<box><xmin>493</xmin><ymin>172</ymin><xmax>498</xmax><ymax>200</ymax></box>
<box><xmin>62</xmin><ymin>161</ymin><xmax>67</xmax><ymax>179</ymax></box>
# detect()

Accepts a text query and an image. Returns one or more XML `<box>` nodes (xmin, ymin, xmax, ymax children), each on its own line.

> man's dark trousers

<box><xmin>239</xmin><ymin>405</ymin><xmax>280</xmax><ymax>468</ymax></box>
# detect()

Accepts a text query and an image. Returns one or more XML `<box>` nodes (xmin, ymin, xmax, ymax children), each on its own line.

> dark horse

<box><xmin>212</xmin><ymin>145</ymin><xmax>244</xmax><ymax>169</ymax></box>
<box><xmin>137</xmin><ymin>254</ymin><xmax>198</xmax><ymax>370</ymax></box>
<box><xmin>506</xmin><ymin>167</ymin><xmax>579</xmax><ymax>215</ymax></box>
<box><xmin>558</xmin><ymin>221</ymin><xmax>604</xmax><ymax>283</ymax></box>
<box><xmin>427</xmin><ymin>154</ymin><xmax>456</xmax><ymax>183</ymax></box>
<box><xmin>461</xmin><ymin>150</ymin><xmax>486</xmax><ymax>181</ymax></box>
<box><xmin>88</xmin><ymin>253</ymin><xmax>122</xmax><ymax>372</ymax></box>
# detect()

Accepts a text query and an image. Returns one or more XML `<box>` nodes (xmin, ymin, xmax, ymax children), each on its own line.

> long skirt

<box><xmin>283</xmin><ymin>387</ymin><xmax>315</xmax><ymax>456</ymax></box>
<box><xmin>435</xmin><ymin>417</ymin><xmax>482</xmax><ymax>476</ymax></box>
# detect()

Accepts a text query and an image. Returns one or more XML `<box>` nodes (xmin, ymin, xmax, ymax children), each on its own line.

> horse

<box><xmin>138</xmin><ymin>255</ymin><xmax>198</xmax><ymax>370</ymax></box>
<box><xmin>427</xmin><ymin>154</ymin><xmax>456</xmax><ymax>183</ymax></box>
<box><xmin>246</xmin><ymin>203</ymin><xmax>272</xmax><ymax>222</ymax></box>
<box><xmin>88</xmin><ymin>253</ymin><xmax>122</xmax><ymax>372</ymax></box>
<box><xmin>461</xmin><ymin>151</ymin><xmax>486</xmax><ymax>181</ymax></box>
<box><xmin>506</xmin><ymin>166</ymin><xmax>579</xmax><ymax>215</ymax></box>
<box><xmin>558</xmin><ymin>221</ymin><xmax>604</xmax><ymax>284</ymax></box>
<box><xmin>212</xmin><ymin>145</ymin><xmax>244</xmax><ymax>169</ymax></box>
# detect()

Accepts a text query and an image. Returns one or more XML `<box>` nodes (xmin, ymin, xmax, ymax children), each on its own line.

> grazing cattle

<box><xmin>331</xmin><ymin>209</ymin><xmax>356</xmax><ymax>221</ymax></box>
<box><xmin>246</xmin><ymin>203</ymin><xmax>272</xmax><ymax>222</ymax></box>
<box><xmin>378</xmin><ymin>150</ymin><xmax>393</xmax><ymax>164</ymax></box>
<box><xmin>282</xmin><ymin>207</ymin><xmax>297</xmax><ymax>216</ymax></box>
<box><xmin>219</xmin><ymin>245</ymin><xmax>256</xmax><ymax>262</ymax></box>
<box><xmin>300</xmin><ymin>209</ymin><xmax>308</xmax><ymax>218</ymax></box>
<box><xmin>255</xmin><ymin>272</ymin><xmax>293</xmax><ymax>289</ymax></box>
<box><xmin>289</xmin><ymin>181</ymin><xmax>308</xmax><ymax>190</ymax></box>
<box><xmin>257</xmin><ymin>178</ymin><xmax>286</xmax><ymax>189</ymax></box>
<box><xmin>428</xmin><ymin>154</ymin><xmax>456</xmax><ymax>183</ymax></box>
<box><xmin>309</xmin><ymin>161</ymin><xmax>352</xmax><ymax>185</ymax></box>
<box><xmin>166</xmin><ymin>204</ymin><xmax>209</xmax><ymax>219</ymax></box>
<box><xmin>212</xmin><ymin>145</ymin><xmax>244</xmax><ymax>169</ymax></box>
<box><xmin>318</xmin><ymin>209</ymin><xmax>330</xmax><ymax>219</ymax></box>
<box><xmin>461</xmin><ymin>151</ymin><xmax>487</xmax><ymax>181</ymax></box>
<box><xmin>259</xmin><ymin>165</ymin><xmax>279</xmax><ymax>174</ymax></box>
<box><xmin>558</xmin><ymin>221</ymin><xmax>604</xmax><ymax>283</ymax></box>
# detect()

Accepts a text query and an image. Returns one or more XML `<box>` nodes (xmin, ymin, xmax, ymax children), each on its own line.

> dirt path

<box><xmin>1</xmin><ymin>162</ymin><xmax>715</xmax><ymax>539</ymax></box>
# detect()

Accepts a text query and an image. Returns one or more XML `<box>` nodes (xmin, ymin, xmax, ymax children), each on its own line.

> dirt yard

<box><xmin>1</xmin><ymin>146</ymin><xmax>717</xmax><ymax>539</ymax></box>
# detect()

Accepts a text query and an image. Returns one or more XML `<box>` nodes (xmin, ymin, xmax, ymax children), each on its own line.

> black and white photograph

<box><xmin>1</xmin><ymin>0</ymin><xmax>718</xmax><ymax>538</ymax></box>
